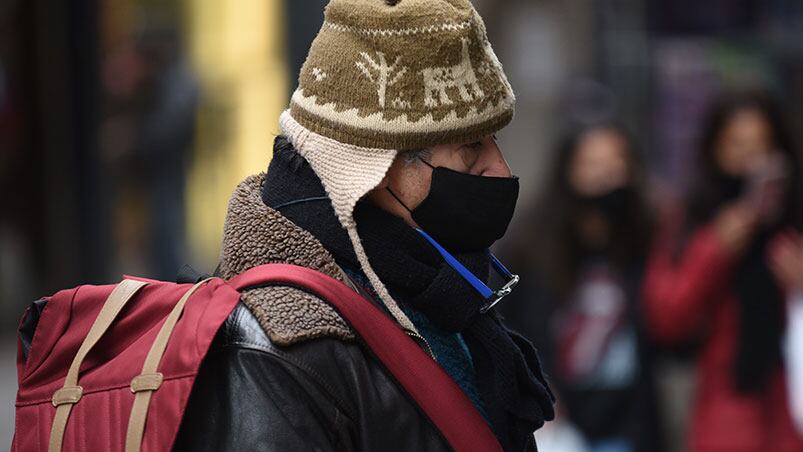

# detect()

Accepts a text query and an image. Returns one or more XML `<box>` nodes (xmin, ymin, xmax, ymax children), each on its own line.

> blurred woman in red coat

<box><xmin>643</xmin><ymin>91</ymin><xmax>803</xmax><ymax>452</ymax></box>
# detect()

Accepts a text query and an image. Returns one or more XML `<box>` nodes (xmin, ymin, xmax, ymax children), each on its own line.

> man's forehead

<box><xmin>434</xmin><ymin>134</ymin><xmax>497</xmax><ymax>150</ymax></box>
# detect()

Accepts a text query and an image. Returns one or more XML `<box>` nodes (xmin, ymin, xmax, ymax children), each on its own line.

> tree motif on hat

<box><xmin>355</xmin><ymin>51</ymin><xmax>408</xmax><ymax>109</ymax></box>
<box><xmin>311</xmin><ymin>67</ymin><xmax>328</xmax><ymax>81</ymax></box>
<box><xmin>422</xmin><ymin>38</ymin><xmax>485</xmax><ymax>108</ymax></box>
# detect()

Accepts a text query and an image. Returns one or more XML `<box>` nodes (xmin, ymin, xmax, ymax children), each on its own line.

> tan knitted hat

<box><xmin>279</xmin><ymin>0</ymin><xmax>515</xmax><ymax>333</ymax></box>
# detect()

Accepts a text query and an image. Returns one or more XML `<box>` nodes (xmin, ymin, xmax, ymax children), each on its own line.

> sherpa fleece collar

<box><xmin>218</xmin><ymin>173</ymin><xmax>354</xmax><ymax>345</ymax></box>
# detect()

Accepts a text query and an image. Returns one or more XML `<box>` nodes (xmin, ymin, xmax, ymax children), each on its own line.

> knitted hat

<box><xmin>280</xmin><ymin>0</ymin><xmax>515</xmax><ymax>333</ymax></box>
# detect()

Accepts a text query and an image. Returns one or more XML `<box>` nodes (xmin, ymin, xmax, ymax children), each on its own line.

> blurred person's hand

<box><xmin>715</xmin><ymin>202</ymin><xmax>759</xmax><ymax>256</ymax></box>
<box><xmin>769</xmin><ymin>230</ymin><xmax>803</xmax><ymax>291</ymax></box>
<box><xmin>745</xmin><ymin>151</ymin><xmax>790</xmax><ymax>226</ymax></box>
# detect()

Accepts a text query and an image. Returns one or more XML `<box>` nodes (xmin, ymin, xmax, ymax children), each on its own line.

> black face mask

<box><xmin>388</xmin><ymin>160</ymin><xmax>520</xmax><ymax>252</ymax></box>
<box><xmin>578</xmin><ymin>186</ymin><xmax>634</xmax><ymax>221</ymax></box>
<box><xmin>717</xmin><ymin>172</ymin><xmax>748</xmax><ymax>202</ymax></box>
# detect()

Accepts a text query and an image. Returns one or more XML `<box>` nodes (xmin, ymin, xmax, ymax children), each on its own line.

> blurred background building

<box><xmin>2</xmin><ymin>0</ymin><xmax>803</xmax><ymax>448</ymax></box>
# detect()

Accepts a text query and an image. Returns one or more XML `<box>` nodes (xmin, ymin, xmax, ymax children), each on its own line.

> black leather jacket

<box><xmin>173</xmin><ymin>303</ymin><xmax>452</xmax><ymax>451</ymax></box>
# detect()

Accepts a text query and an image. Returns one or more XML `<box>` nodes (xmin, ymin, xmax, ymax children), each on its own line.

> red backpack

<box><xmin>14</xmin><ymin>263</ymin><xmax>502</xmax><ymax>452</ymax></box>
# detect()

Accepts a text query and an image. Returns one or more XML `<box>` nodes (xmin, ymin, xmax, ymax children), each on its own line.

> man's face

<box><xmin>368</xmin><ymin>134</ymin><xmax>512</xmax><ymax>227</ymax></box>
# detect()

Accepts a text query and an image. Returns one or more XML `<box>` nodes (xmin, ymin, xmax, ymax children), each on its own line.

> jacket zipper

<box><xmin>405</xmin><ymin>329</ymin><xmax>436</xmax><ymax>360</ymax></box>
<box><xmin>339</xmin><ymin>269</ymin><xmax>436</xmax><ymax>360</ymax></box>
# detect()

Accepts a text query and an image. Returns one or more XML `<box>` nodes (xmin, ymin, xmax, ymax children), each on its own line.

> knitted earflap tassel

<box><xmin>277</xmin><ymin>0</ymin><xmax>517</xmax><ymax>337</ymax></box>
<box><xmin>280</xmin><ymin>111</ymin><xmax>419</xmax><ymax>335</ymax></box>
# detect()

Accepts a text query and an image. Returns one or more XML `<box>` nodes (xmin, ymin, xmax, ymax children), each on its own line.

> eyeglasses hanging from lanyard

<box><xmin>415</xmin><ymin>228</ymin><xmax>520</xmax><ymax>313</ymax></box>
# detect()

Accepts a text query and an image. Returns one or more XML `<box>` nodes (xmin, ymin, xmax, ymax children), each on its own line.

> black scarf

<box><xmin>733</xmin><ymin>229</ymin><xmax>785</xmax><ymax>393</ymax></box>
<box><xmin>692</xmin><ymin>172</ymin><xmax>785</xmax><ymax>393</ymax></box>
<box><xmin>262</xmin><ymin>145</ymin><xmax>555</xmax><ymax>450</ymax></box>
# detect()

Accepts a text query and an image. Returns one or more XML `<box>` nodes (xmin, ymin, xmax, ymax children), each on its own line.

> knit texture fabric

<box><xmin>400</xmin><ymin>295</ymin><xmax>489</xmax><ymax>420</ymax></box>
<box><xmin>262</xmin><ymin>145</ymin><xmax>555</xmax><ymax>450</ymax></box>
<box><xmin>218</xmin><ymin>173</ymin><xmax>355</xmax><ymax>345</ymax></box>
<box><xmin>281</xmin><ymin>111</ymin><xmax>416</xmax><ymax>333</ymax></box>
<box><xmin>344</xmin><ymin>268</ymin><xmax>490</xmax><ymax>422</ymax></box>
<box><xmin>280</xmin><ymin>0</ymin><xmax>516</xmax><ymax>344</ymax></box>
<box><xmin>290</xmin><ymin>0</ymin><xmax>514</xmax><ymax>150</ymax></box>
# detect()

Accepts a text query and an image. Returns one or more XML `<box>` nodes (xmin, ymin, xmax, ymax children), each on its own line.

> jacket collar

<box><xmin>218</xmin><ymin>173</ymin><xmax>354</xmax><ymax>345</ymax></box>
<box><xmin>219</xmin><ymin>173</ymin><xmax>344</xmax><ymax>281</ymax></box>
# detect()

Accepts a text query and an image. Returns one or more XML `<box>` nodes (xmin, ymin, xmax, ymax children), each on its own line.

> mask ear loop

<box><xmin>385</xmin><ymin>154</ymin><xmax>441</xmax><ymax>212</ymax></box>
<box><xmin>385</xmin><ymin>156</ymin><xmax>436</xmax><ymax>212</ymax></box>
<box><xmin>386</xmin><ymin>186</ymin><xmax>415</xmax><ymax>213</ymax></box>
<box><xmin>418</xmin><ymin>157</ymin><xmax>435</xmax><ymax>169</ymax></box>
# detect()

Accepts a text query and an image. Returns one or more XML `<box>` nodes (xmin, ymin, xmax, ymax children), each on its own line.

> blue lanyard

<box><xmin>415</xmin><ymin>228</ymin><xmax>520</xmax><ymax>313</ymax></box>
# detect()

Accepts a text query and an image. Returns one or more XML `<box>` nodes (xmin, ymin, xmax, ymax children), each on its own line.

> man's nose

<box><xmin>476</xmin><ymin>140</ymin><xmax>512</xmax><ymax>178</ymax></box>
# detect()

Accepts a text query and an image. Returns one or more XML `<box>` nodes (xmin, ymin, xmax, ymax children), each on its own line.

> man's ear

<box><xmin>376</xmin><ymin>154</ymin><xmax>405</xmax><ymax>190</ymax></box>
<box><xmin>375</xmin><ymin>174</ymin><xmax>390</xmax><ymax>190</ymax></box>
<box><xmin>364</xmin><ymin>173</ymin><xmax>393</xmax><ymax>209</ymax></box>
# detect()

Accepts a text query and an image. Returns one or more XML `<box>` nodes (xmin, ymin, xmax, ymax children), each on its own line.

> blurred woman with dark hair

<box><xmin>500</xmin><ymin>123</ymin><xmax>661</xmax><ymax>452</ymax></box>
<box><xmin>643</xmin><ymin>91</ymin><xmax>803</xmax><ymax>452</ymax></box>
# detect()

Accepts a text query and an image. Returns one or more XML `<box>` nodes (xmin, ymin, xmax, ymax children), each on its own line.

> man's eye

<box><xmin>459</xmin><ymin>142</ymin><xmax>483</xmax><ymax>167</ymax></box>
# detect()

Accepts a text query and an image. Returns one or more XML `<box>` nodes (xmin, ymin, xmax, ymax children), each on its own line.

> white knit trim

<box><xmin>279</xmin><ymin>110</ymin><xmax>396</xmax><ymax>227</ymax></box>
<box><xmin>324</xmin><ymin>20</ymin><xmax>473</xmax><ymax>37</ymax></box>
<box><xmin>279</xmin><ymin>110</ymin><xmax>420</xmax><ymax>335</ymax></box>
<box><xmin>291</xmin><ymin>89</ymin><xmax>514</xmax><ymax>134</ymax></box>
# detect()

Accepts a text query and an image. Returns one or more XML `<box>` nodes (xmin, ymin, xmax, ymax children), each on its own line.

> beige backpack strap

<box><xmin>49</xmin><ymin>279</ymin><xmax>149</xmax><ymax>452</ymax></box>
<box><xmin>124</xmin><ymin>278</ymin><xmax>213</xmax><ymax>452</ymax></box>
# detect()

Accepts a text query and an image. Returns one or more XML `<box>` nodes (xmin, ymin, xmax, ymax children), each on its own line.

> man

<box><xmin>174</xmin><ymin>0</ymin><xmax>554</xmax><ymax>450</ymax></box>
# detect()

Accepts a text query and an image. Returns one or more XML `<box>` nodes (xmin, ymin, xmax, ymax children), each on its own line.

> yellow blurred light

<box><xmin>183</xmin><ymin>0</ymin><xmax>288</xmax><ymax>268</ymax></box>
